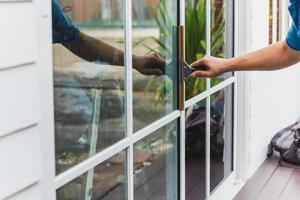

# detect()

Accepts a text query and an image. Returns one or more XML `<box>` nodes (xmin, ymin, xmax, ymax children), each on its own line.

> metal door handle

<box><xmin>178</xmin><ymin>25</ymin><xmax>207</xmax><ymax>111</ymax></box>
<box><xmin>178</xmin><ymin>25</ymin><xmax>185</xmax><ymax>111</ymax></box>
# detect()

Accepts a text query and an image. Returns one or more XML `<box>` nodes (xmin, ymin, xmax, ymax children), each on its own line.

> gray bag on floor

<box><xmin>267</xmin><ymin>120</ymin><xmax>300</xmax><ymax>166</ymax></box>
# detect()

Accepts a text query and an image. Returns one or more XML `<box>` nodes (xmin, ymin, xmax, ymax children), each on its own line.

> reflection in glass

<box><xmin>185</xmin><ymin>85</ymin><xmax>233</xmax><ymax>198</ymax></box>
<box><xmin>211</xmin><ymin>0</ymin><xmax>234</xmax><ymax>86</ymax></box>
<box><xmin>134</xmin><ymin>121</ymin><xmax>178</xmax><ymax>200</ymax></box>
<box><xmin>132</xmin><ymin>0</ymin><xmax>178</xmax><ymax>132</ymax></box>
<box><xmin>185</xmin><ymin>0</ymin><xmax>207</xmax><ymax>99</ymax></box>
<box><xmin>53</xmin><ymin>0</ymin><xmax>126</xmax><ymax>174</ymax></box>
<box><xmin>56</xmin><ymin>151</ymin><xmax>126</xmax><ymax>200</ymax></box>
<box><xmin>210</xmin><ymin>85</ymin><xmax>233</xmax><ymax>191</ymax></box>
<box><xmin>185</xmin><ymin>100</ymin><xmax>206</xmax><ymax>200</ymax></box>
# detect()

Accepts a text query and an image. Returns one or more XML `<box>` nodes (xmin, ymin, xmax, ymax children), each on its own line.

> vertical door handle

<box><xmin>178</xmin><ymin>25</ymin><xmax>207</xmax><ymax>111</ymax></box>
<box><xmin>178</xmin><ymin>25</ymin><xmax>185</xmax><ymax>111</ymax></box>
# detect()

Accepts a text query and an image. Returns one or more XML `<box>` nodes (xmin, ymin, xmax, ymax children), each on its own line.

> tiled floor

<box><xmin>234</xmin><ymin>155</ymin><xmax>300</xmax><ymax>200</ymax></box>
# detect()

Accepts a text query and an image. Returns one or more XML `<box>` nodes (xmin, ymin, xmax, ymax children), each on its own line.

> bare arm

<box><xmin>63</xmin><ymin>32</ymin><xmax>124</xmax><ymax>66</ymax></box>
<box><xmin>63</xmin><ymin>32</ymin><xmax>165</xmax><ymax>75</ymax></box>
<box><xmin>191</xmin><ymin>41</ymin><xmax>300</xmax><ymax>77</ymax></box>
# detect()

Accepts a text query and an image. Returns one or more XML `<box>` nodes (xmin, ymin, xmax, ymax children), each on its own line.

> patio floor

<box><xmin>234</xmin><ymin>154</ymin><xmax>300</xmax><ymax>200</ymax></box>
<box><xmin>186</xmin><ymin>158</ymin><xmax>225</xmax><ymax>200</ymax></box>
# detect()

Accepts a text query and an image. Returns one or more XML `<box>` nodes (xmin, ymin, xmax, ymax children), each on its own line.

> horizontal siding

<box><xmin>0</xmin><ymin>126</ymin><xmax>42</xmax><ymax>199</ymax></box>
<box><xmin>0</xmin><ymin>2</ymin><xmax>37</xmax><ymax>69</ymax></box>
<box><xmin>0</xmin><ymin>1</ymin><xmax>46</xmax><ymax>199</ymax></box>
<box><xmin>0</xmin><ymin>64</ymin><xmax>40</xmax><ymax>138</ymax></box>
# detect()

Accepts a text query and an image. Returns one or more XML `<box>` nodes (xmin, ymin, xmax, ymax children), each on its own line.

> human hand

<box><xmin>190</xmin><ymin>56</ymin><xmax>231</xmax><ymax>78</ymax></box>
<box><xmin>133</xmin><ymin>55</ymin><xmax>165</xmax><ymax>76</ymax></box>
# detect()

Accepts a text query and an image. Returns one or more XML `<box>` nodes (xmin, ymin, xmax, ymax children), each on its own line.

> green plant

<box><xmin>134</xmin><ymin>0</ymin><xmax>176</xmax><ymax>105</ymax></box>
<box><xmin>138</xmin><ymin>0</ymin><xmax>225</xmax><ymax>101</ymax></box>
<box><xmin>185</xmin><ymin>0</ymin><xmax>225</xmax><ymax>99</ymax></box>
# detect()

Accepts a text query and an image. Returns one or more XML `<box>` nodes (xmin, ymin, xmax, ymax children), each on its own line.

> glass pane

<box><xmin>210</xmin><ymin>85</ymin><xmax>233</xmax><ymax>191</ymax></box>
<box><xmin>53</xmin><ymin>0</ymin><xmax>126</xmax><ymax>174</ymax></box>
<box><xmin>185</xmin><ymin>100</ymin><xmax>206</xmax><ymax>200</ymax></box>
<box><xmin>211</xmin><ymin>0</ymin><xmax>234</xmax><ymax>87</ymax></box>
<box><xmin>134</xmin><ymin>121</ymin><xmax>178</xmax><ymax>200</ymax></box>
<box><xmin>132</xmin><ymin>0</ymin><xmax>178</xmax><ymax>132</ymax></box>
<box><xmin>185</xmin><ymin>0</ymin><xmax>207</xmax><ymax>99</ymax></box>
<box><xmin>56</xmin><ymin>151</ymin><xmax>126</xmax><ymax>200</ymax></box>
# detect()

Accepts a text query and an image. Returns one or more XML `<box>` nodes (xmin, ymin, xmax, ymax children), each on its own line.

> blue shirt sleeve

<box><xmin>286</xmin><ymin>0</ymin><xmax>300</xmax><ymax>51</ymax></box>
<box><xmin>286</xmin><ymin>24</ymin><xmax>300</xmax><ymax>51</ymax></box>
<box><xmin>52</xmin><ymin>0</ymin><xmax>80</xmax><ymax>44</ymax></box>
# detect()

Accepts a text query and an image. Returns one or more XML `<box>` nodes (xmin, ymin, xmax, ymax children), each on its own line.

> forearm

<box><xmin>62</xmin><ymin>32</ymin><xmax>165</xmax><ymax>75</ymax></box>
<box><xmin>226</xmin><ymin>41</ymin><xmax>300</xmax><ymax>72</ymax></box>
<box><xmin>64</xmin><ymin>32</ymin><xmax>124</xmax><ymax>66</ymax></box>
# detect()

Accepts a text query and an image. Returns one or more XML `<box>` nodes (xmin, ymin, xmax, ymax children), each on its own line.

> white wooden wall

<box><xmin>0</xmin><ymin>0</ymin><xmax>55</xmax><ymax>200</ymax></box>
<box><xmin>245</xmin><ymin>0</ymin><xmax>300</xmax><ymax>178</ymax></box>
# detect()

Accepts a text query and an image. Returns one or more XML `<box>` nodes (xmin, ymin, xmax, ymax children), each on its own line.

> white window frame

<box><xmin>36</xmin><ymin>0</ymin><xmax>56</xmax><ymax>198</ymax></box>
<box><xmin>37</xmin><ymin>0</ymin><xmax>248</xmax><ymax>199</ymax></box>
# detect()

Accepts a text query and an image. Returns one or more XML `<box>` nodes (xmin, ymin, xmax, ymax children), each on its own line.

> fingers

<box><xmin>148</xmin><ymin>54</ymin><xmax>166</xmax><ymax>74</ymax></box>
<box><xmin>151</xmin><ymin>69</ymin><xmax>164</xmax><ymax>76</ymax></box>
<box><xmin>190</xmin><ymin>56</ymin><xmax>207</xmax><ymax>67</ymax></box>
<box><xmin>191</xmin><ymin>70</ymin><xmax>211</xmax><ymax>78</ymax></box>
<box><xmin>155</xmin><ymin>58</ymin><xmax>166</xmax><ymax>74</ymax></box>
<box><xmin>142</xmin><ymin>69</ymin><xmax>163</xmax><ymax>76</ymax></box>
<box><xmin>190</xmin><ymin>56</ymin><xmax>213</xmax><ymax>77</ymax></box>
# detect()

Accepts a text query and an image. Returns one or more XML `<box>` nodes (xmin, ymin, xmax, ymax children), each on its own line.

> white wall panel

<box><xmin>0</xmin><ymin>127</ymin><xmax>42</xmax><ymax>199</ymax></box>
<box><xmin>0</xmin><ymin>3</ymin><xmax>37</xmax><ymax>69</ymax></box>
<box><xmin>0</xmin><ymin>65</ymin><xmax>39</xmax><ymax>137</ymax></box>
<box><xmin>247</xmin><ymin>66</ymin><xmax>300</xmax><ymax>177</ymax></box>
<box><xmin>0</xmin><ymin>0</ymin><xmax>56</xmax><ymax>199</ymax></box>
<box><xmin>6</xmin><ymin>184</ymin><xmax>41</xmax><ymax>200</ymax></box>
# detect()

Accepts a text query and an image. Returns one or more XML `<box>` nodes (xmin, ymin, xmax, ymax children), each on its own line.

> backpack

<box><xmin>185</xmin><ymin>99</ymin><xmax>224</xmax><ymax>160</ymax></box>
<box><xmin>267</xmin><ymin>120</ymin><xmax>300</xmax><ymax>166</ymax></box>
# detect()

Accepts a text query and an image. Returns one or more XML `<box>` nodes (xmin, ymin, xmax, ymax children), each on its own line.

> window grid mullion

<box><xmin>180</xmin><ymin>0</ymin><xmax>186</xmax><ymax>198</ymax></box>
<box><xmin>54</xmin><ymin>138</ymin><xmax>130</xmax><ymax>189</ymax></box>
<box><xmin>53</xmin><ymin>111</ymin><xmax>180</xmax><ymax>190</ymax></box>
<box><xmin>185</xmin><ymin>77</ymin><xmax>235</xmax><ymax>109</ymax></box>
<box><xmin>205</xmin><ymin>0</ymin><xmax>211</xmax><ymax>199</ymax></box>
<box><xmin>124</xmin><ymin>0</ymin><xmax>134</xmax><ymax>199</ymax></box>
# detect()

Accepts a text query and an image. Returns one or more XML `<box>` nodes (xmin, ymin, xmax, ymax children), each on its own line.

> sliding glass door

<box><xmin>52</xmin><ymin>0</ymin><xmax>179</xmax><ymax>199</ymax></box>
<box><xmin>184</xmin><ymin>0</ymin><xmax>234</xmax><ymax>199</ymax></box>
<box><xmin>50</xmin><ymin>0</ymin><xmax>234</xmax><ymax>199</ymax></box>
